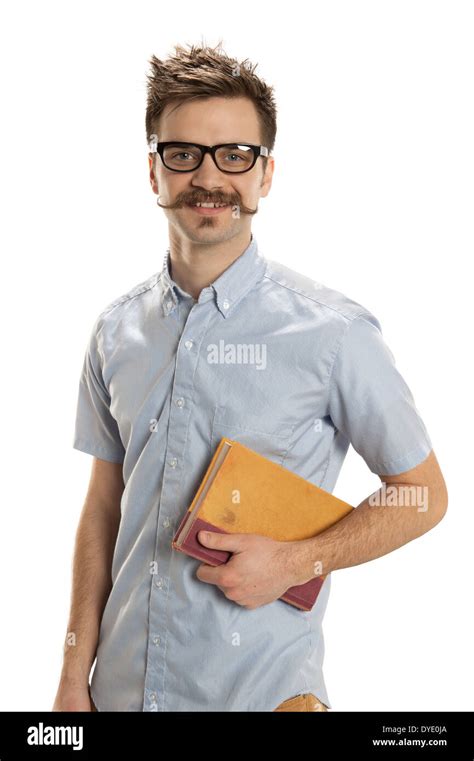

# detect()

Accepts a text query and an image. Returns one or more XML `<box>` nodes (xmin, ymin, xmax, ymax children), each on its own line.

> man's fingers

<box><xmin>196</xmin><ymin>563</ymin><xmax>224</xmax><ymax>585</ymax></box>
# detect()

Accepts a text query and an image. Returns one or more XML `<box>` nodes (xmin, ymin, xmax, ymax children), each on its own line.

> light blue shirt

<box><xmin>73</xmin><ymin>234</ymin><xmax>432</xmax><ymax>711</ymax></box>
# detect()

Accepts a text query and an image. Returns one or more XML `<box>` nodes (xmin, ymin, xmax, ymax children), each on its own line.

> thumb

<box><xmin>197</xmin><ymin>530</ymin><xmax>245</xmax><ymax>552</ymax></box>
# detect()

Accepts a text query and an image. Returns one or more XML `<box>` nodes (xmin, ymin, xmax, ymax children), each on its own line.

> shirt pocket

<box><xmin>210</xmin><ymin>404</ymin><xmax>295</xmax><ymax>465</ymax></box>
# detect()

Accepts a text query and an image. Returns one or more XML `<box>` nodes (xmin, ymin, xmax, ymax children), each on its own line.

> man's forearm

<box><xmin>60</xmin><ymin>500</ymin><xmax>120</xmax><ymax>685</ymax></box>
<box><xmin>286</xmin><ymin>482</ymin><xmax>448</xmax><ymax>586</ymax></box>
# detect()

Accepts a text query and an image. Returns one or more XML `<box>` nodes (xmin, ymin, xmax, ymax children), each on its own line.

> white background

<box><xmin>0</xmin><ymin>0</ymin><xmax>472</xmax><ymax>711</ymax></box>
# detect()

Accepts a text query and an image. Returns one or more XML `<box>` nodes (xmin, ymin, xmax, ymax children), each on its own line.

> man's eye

<box><xmin>172</xmin><ymin>152</ymin><xmax>195</xmax><ymax>161</ymax></box>
<box><xmin>225</xmin><ymin>154</ymin><xmax>244</xmax><ymax>162</ymax></box>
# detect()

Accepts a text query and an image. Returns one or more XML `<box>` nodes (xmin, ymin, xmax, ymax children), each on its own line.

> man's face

<box><xmin>148</xmin><ymin>96</ymin><xmax>274</xmax><ymax>245</ymax></box>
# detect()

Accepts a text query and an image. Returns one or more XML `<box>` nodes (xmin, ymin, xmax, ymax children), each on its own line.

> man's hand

<box><xmin>52</xmin><ymin>676</ymin><xmax>94</xmax><ymax>712</ymax></box>
<box><xmin>195</xmin><ymin>531</ymin><xmax>299</xmax><ymax>609</ymax></box>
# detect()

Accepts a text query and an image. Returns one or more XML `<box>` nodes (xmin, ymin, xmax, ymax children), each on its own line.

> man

<box><xmin>53</xmin><ymin>42</ymin><xmax>447</xmax><ymax>713</ymax></box>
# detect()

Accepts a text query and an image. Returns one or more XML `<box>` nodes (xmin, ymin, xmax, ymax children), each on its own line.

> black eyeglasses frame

<box><xmin>148</xmin><ymin>136</ymin><xmax>269</xmax><ymax>174</ymax></box>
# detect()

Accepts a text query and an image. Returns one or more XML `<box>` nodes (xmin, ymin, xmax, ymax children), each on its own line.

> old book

<box><xmin>172</xmin><ymin>437</ymin><xmax>353</xmax><ymax>611</ymax></box>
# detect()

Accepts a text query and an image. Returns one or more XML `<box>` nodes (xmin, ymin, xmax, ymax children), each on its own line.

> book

<box><xmin>172</xmin><ymin>437</ymin><xmax>354</xmax><ymax>611</ymax></box>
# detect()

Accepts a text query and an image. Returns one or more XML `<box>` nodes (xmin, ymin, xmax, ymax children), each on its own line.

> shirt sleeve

<box><xmin>328</xmin><ymin>312</ymin><xmax>433</xmax><ymax>475</ymax></box>
<box><xmin>72</xmin><ymin>315</ymin><xmax>126</xmax><ymax>463</ymax></box>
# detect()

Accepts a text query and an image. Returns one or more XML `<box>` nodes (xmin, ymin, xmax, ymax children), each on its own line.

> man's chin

<box><xmin>170</xmin><ymin>217</ymin><xmax>239</xmax><ymax>244</ymax></box>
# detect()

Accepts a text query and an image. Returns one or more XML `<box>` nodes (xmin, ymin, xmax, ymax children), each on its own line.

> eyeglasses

<box><xmin>148</xmin><ymin>135</ymin><xmax>269</xmax><ymax>174</ymax></box>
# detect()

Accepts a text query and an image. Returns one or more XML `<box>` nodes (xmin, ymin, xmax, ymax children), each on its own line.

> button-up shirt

<box><xmin>73</xmin><ymin>234</ymin><xmax>432</xmax><ymax>711</ymax></box>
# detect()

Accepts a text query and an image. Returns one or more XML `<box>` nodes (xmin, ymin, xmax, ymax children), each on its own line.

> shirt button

<box><xmin>163</xmin><ymin>518</ymin><xmax>170</xmax><ymax>528</ymax></box>
<box><xmin>154</xmin><ymin>577</ymin><xmax>164</xmax><ymax>588</ymax></box>
<box><xmin>153</xmin><ymin>635</ymin><xmax>161</xmax><ymax>646</ymax></box>
<box><xmin>184</xmin><ymin>340</ymin><xmax>193</xmax><ymax>350</ymax></box>
<box><xmin>169</xmin><ymin>458</ymin><xmax>178</xmax><ymax>468</ymax></box>
<box><xmin>222</xmin><ymin>299</ymin><xmax>230</xmax><ymax>310</ymax></box>
<box><xmin>166</xmin><ymin>300</ymin><xmax>173</xmax><ymax>310</ymax></box>
<box><xmin>150</xmin><ymin>691</ymin><xmax>157</xmax><ymax>702</ymax></box>
<box><xmin>175</xmin><ymin>397</ymin><xmax>184</xmax><ymax>408</ymax></box>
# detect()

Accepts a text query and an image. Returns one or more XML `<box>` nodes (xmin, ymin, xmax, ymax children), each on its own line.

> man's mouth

<box><xmin>187</xmin><ymin>202</ymin><xmax>229</xmax><ymax>208</ymax></box>
<box><xmin>185</xmin><ymin>201</ymin><xmax>231</xmax><ymax>215</ymax></box>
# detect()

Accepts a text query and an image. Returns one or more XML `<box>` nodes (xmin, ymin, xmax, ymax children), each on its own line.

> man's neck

<box><xmin>167</xmin><ymin>229</ymin><xmax>253</xmax><ymax>301</ymax></box>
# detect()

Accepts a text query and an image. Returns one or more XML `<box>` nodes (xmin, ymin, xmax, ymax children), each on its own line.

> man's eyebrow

<box><xmin>160</xmin><ymin>140</ymin><xmax>257</xmax><ymax>145</ymax></box>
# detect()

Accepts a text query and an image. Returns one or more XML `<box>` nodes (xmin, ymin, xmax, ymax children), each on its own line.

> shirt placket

<box><xmin>143</xmin><ymin>290</ymin><xmax>215</xmax><ymax>711</ymax></box>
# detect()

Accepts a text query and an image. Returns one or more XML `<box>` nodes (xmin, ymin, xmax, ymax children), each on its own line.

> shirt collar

<box><xmin>161</xmin><ymin>256</ymin><xmax>194</xmax><ymax>316</ymax></box>
<box><xmin>160</xmin><ymin>235</ymin><xmax>266</xmax><ymax>319</ymax></box>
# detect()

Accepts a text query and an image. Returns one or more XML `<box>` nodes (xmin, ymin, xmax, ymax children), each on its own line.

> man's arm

<box><xmin>284</xmin><ymin>448</ymin><xmax>448</xmax><ymax>586</ymax></box>
<box><xmin>196</xmin><ymin>450</ymin><xmax>448</xmax><ymax>608</ymax></box>
<box><xmin>52</xmin><ymin>457</ymin><xmax>124</xmax><ymax>711</ymax></box>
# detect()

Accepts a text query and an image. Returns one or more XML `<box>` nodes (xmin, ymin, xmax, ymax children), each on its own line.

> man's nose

<box><xmin>190</xmin><ymin>152</ymin><xmax>225</xmax><ymax>190</ymax></box>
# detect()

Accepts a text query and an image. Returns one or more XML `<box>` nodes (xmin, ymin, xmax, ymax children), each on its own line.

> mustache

<box><xmin>157</xmin><ymin>193</ymin><xmax>258</xmax><ymax>215</ymax></box>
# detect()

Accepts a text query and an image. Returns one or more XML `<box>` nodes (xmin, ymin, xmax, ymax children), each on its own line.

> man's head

<box><xmin>145</xmin><ymin>42</ymin><xmax>276</xmax><ymax>246</ymax></box>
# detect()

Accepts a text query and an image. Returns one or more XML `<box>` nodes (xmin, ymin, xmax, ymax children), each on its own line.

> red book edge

<box><xmin>172</xmin><ymin>513</ymin><xmax>326</xmax><ymax>612</ymax></box>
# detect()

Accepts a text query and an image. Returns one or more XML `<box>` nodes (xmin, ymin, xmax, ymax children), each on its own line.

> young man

<box><xmin>53</xmin><ymin>43</ymin><xmax>447</xmax><ymax>713</ymax></box>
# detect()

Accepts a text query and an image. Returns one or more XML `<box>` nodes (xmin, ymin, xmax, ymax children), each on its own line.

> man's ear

<box><xmin>260</xmin><ymin>156</ymin><xmax>275</xmax><ymax>198</ymax></box>
<box><xmin>148</xmin><ymin>154</ymin><xmax>159</xmax><ymax>195</ymax></box>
